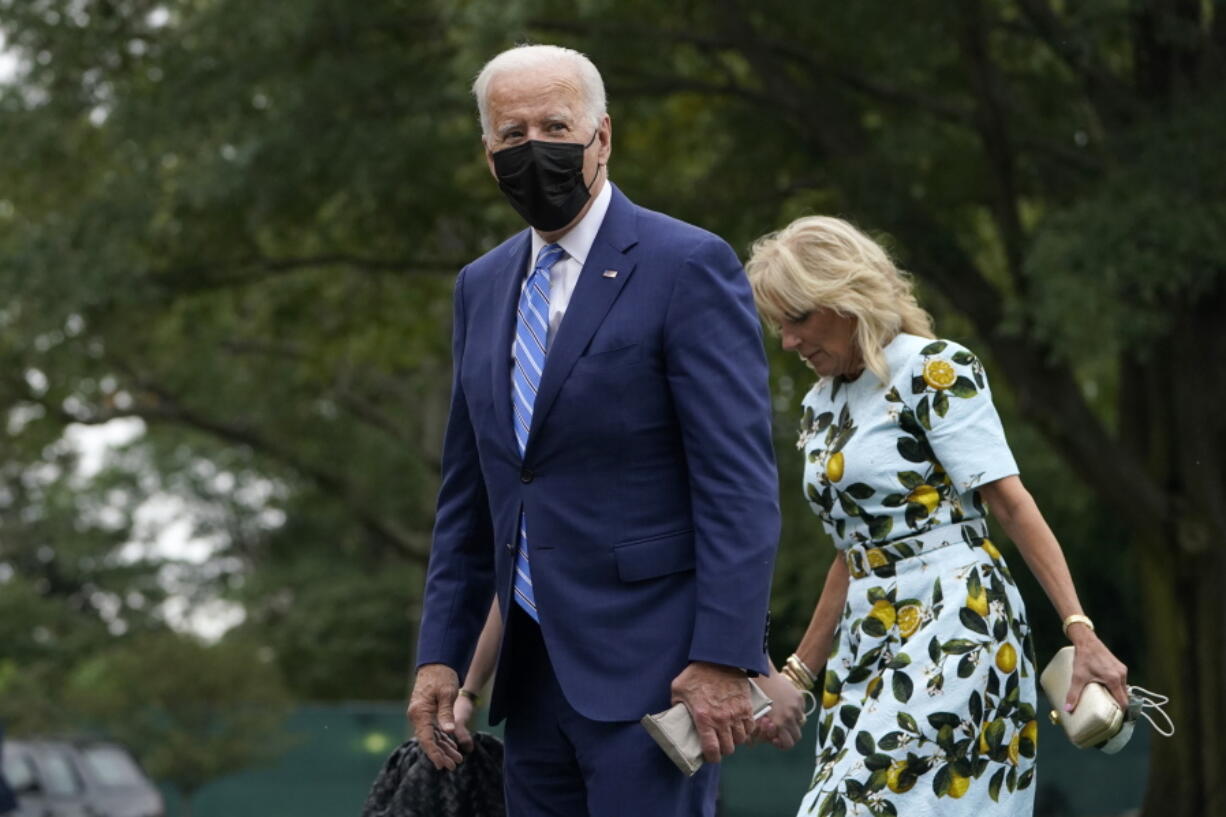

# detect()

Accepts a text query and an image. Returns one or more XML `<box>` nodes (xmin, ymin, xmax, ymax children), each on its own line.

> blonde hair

<box><xmin>472</xmin><ymin>44</ymin><xmax>607</xmax><ymax>140</ymax></box>
<box><xmin>746</xmin><ymin>215</ymin><xmax>935</xmax><ymax>385</ymax></box>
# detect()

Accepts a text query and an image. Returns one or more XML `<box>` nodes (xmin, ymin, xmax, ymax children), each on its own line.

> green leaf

<box><xmin>959</xmin><ymin>607</ymin><xmax>989</xmax><ymax>635</ymax></box>
<box><xmin>967</xmin><ymin>569</ymin><xmax>983</xmax><ymax>597</ymax></box>
<box><xmin>845</xmin><ymin>482</ymin><xmax>875</xmax><ymax>499</ymax></box>
<box><xmin>950</xmin><ymin>376</ymin><xmax>978</xmax><ymax>398</ymax></box>
<box><xmin>839</xmin><ymin>704</ymin><xmax>860</xmax><ymax>730</ymax></box>
<box><xmin>927</xmin><ymin>712</ymin><xmax>961</xmax><ymax>730</ymax></box>
<box><xmin>937</xmin><ymin>723</ymin><xmax>955</xmax><ymax>752</ymax></box>
<box><xmin>898</xmin><ymin>408</ymin><xmax>924</xmax><ymax>437</ymax></box>
<box><xmin>916</xmin><ymin>395</ymin><xmax>932</xmax><ymax>430</ymax></box>
<box><xmin>886</xmin><ymin>653</ymin><xmax>912</xmax><ymax>670</ymax></box>
<box><xmin>942</xmin><ymin>639</ymin><xmax>978</xmax><ymax>654</ymax></box>
<box><xmin>867</xmin><ymin>515</ymin><xmax>894</xmax><ymax>539</ymax></box>
<box><xmin>910</xmin><ymin>375</ymin><xmax>927</xmax><ymax>395</ymax></box>
<box><xmin>928</xmin><ymin>636</ymin><xmax>942</xmax><ymax>663</ymax></box>
<box><xmin>951</xmin><ymin>351</ymin><xmax>975</xmax><ymax>365</ymax></box>
<box><xmin>934</xmin><ymin>390</ymin><xmax>950</xmax><ymax>418</ymax></box>
<box><xmin>897</xmin><ymin>712</ymin><xmax>920</xmax><ymax>734</ymax></box>
<box><xmin>932</xmin><ymin>763</ymin><xmax>952</xmax><ymax>797</ymax></box>
<box><xmin>897</xmin><ymin>470</ymin><xmax>925</xmax><ymax>489</ymax></box>
<box><xmin>986</xmin><ymin>718</ymin><xmax>1007</xmax><ymax>750</ymax></box>
<box><xmin>816</xmin><ymin>411</ymin><xmax>834</xmax><ymax>432</ymax></box>
<box><xmin>864</xmin><ymin>753</ymin><xmax>893</xmax><ymax>771</ymax></box>
<box><xmin>921</xmin><ymin>341</ymin><xmax>948</xmax><ymax>355</ymax></box>
<box><xmin>861</xmin><ymin>616</ymin><xmax>887</xmax><ymax>638</ymax></box>
<box><xmin>884</xmin><ymin>387</ymin><xmax>902</xmax><ymax>403</ymax></box>
<box><xmin>837</xmin><ymin>492</ymin><xmax>864</xmax><ymax>517</ymax></box>
<box><xmin>892</xmin><ymin>672</ymin><xmax>914</xmax><ymax>703</ymax></box>
<box><xmin>957</xmin><ymin>654</ymin><xmax>976</xmax><ymax>678</ymax></box>
<box><xmin>832</xmin><ymin>797</ymin><xmax>848</xmax><ymax>817</ymax></box>
<box><xmin>969</xmin><ymin>691</ymin><xmax>983</xmax><ymax>724</ymax></box>
<box><xmin>806</xmin><ymin>482</ymin><xmax>822</xmax><ymax>503</ymax></box>
<box><xmin>867</xmin><ymin>586</ymin><xmax>889</xmax><ymax>603</ymax></box>
<box><xmin>844</xmin><ymin>779</ymin><xmax>865</xmax><ymax>801</ymax></box>
<box><xmin>846</xmin><ymin>666</ymin><xmax>872</xmax><ymax>684</ymax></box>
<box><xmin>882</xmin><ymin>493</ymin><xmax>907</xmax><ymax>507</ymax></box>
<box><xmin>855</xmin><ymin>730</ymin><xmax>876</xmax><ymax>756</ymax></box>
<box><xmin>905</xmin><ymin>502</ymin><xmax>929</xmax><ymax>527</ymax></box>
<box><xmin>989</xmin><ymin>768</ymin><xmax>1005</xmax><ymax>802</ymax></box>
<box><xmin>878</xmin><ymin>731</ymin><xmax>902</xmax><ymax>751</ymax></box>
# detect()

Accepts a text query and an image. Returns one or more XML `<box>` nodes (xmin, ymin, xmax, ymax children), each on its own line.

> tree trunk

<box><xmin>1132</xmin><ymin>285</ymin><xmax>1226</xmax><ymax>816</ymax></box>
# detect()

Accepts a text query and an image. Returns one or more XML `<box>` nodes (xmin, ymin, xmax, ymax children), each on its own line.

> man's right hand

<box><xmin>407</xmin><ymin>664</ymin><xmax>465</xmax><ymax>770</ymax></box>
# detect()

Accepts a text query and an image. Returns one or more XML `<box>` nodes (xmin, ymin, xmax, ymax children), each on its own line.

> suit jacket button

<box><xmin>505</xmin><ymin>541</ymin><xmax>514</xmax><ymax>551</ymax></box>
<box><xmin>520</xmin><ymin>468</ymin><xmax>534</xmax><ymax>483</ymax></box>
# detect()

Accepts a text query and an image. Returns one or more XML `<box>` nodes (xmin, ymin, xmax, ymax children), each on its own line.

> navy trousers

<box><xmin>501</xmin><ymin>606</ymin><xmax>718</xmax><ymax>817</ymax></box>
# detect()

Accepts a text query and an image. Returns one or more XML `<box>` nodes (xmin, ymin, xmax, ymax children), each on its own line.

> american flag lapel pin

<box><xmin>602</xmin><ymin>269</ymin><xmax>618</xmax><ymax>278</ymax></box>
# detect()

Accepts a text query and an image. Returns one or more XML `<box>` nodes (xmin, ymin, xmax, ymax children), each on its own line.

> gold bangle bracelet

<box><xmin>786</xmin><ymin>654</ymin><xmax>816</xmax><ymax>686</ymax></box>
<box><xmin>781</xmin><ymin>664</ymin><xmax>815</xmax><ymax>691</ymax></box>
<box><xmin>457</xmin><ymin>688</ymin><xmax>482</xmax><ymax>706</ymax></box>
<box><xmin>1061</xmin><ymin>614</ymin><xmax>1095</xmax><ymax>638</ymax></box>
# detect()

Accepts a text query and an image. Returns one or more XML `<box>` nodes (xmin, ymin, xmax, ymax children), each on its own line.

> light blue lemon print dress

<box><xmin>795</xmin><ymin>333</ymin><xmax>1038</xmax><ymax>817</ymax></box>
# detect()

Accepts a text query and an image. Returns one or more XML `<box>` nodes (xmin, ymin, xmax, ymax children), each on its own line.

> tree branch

<box><xmin>956</xmin><ymin>0</ymin><xmax>1029</xmax><ymax>288</ymax></box>
<box><xmin>153</xmin><ymin>253</ymin><xmax>468</xmax><ymax>295</ymax></box>
<box><xmin>50</xmin><ymin>378</ymin><xmax>430</xmax><ymax>563</ymax></box>
<box><xmin>1014</xmin><ymin>0</ymin><xmax>1140</xmax><ymax>126</ymax></box>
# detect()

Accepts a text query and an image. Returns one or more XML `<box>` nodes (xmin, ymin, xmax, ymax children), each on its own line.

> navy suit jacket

<box><xmin>416</xmin><ymin>185</ymin><xmax>780</xmax><ymax>723</ymax></box>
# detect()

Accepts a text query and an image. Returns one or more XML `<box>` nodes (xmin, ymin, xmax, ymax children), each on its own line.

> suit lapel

<box><xmin>490</xmin><ymin>230</ymin><xmax>532</xmax><ymax>457</ymax></box>
<box><xmin>527</xmin><ymin>186</ymin><xmax>640</xmax><ymax>450</ymax></box>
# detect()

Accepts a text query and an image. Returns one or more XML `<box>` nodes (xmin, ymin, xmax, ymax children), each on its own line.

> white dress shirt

<box><xmin>527</xmin><ymin>180</ymin><xmax>614</xmax><ymax>343</ymax></box>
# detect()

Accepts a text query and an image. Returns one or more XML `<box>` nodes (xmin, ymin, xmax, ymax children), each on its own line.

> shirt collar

<box><xmin>530</xmin><ymin>179</ymin><xmax>614</xmax><ymax>269</ymax></box>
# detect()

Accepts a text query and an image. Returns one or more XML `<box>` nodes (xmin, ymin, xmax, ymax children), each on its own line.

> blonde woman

<box><xmin>746</xmin><ymin>216</ymin><xmax>1127</xmax><ymax>815</ymax></box>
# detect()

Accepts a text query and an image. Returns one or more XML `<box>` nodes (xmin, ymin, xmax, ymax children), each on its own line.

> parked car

<box><xmin>1</xmin><ymin>738</ymin><xmax>164</xmax><ymax>817</ymax></box>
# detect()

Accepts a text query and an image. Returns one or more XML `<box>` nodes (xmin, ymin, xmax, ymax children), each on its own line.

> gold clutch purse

<box><xmin>1040</xmin><ymin>646</ymin><xmax>1125</xmax><ymax>748</ymax></box>
<box><xmin>1040</xmin><ymin>631</ymin><xmax>1175</xmax><ymax>756</ymax></box>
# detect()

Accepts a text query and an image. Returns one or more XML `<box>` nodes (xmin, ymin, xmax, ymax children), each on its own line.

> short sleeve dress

<box><xmin>794</xmin><ymin>333</ymin><xmax>1039</xmax><ymax>817</ymax></box>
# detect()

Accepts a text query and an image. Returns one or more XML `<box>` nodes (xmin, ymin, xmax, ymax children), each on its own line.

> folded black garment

<box><xmin>360</xmin><ymin>733</ymin><xmax>505</xmax><ymax>817</ymax></box>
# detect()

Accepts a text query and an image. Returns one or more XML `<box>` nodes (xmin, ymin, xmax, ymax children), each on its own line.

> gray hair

<box><xmin>472</xmin><ymin>44</ymin><xmax>607</xmax><ymax>140</ymax></box>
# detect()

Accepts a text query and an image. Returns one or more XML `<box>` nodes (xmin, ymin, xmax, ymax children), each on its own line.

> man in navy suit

<box><xmin>408</xmin><ymin>44</ymin><xmax>780</xmax><ymax>816</ymax></box>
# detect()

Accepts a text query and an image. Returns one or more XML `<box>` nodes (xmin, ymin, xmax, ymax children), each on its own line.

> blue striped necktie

<box><xmin>511</xmin><ymin>243</ymin><xmax>566</xmax><ymax>622</ymax></box>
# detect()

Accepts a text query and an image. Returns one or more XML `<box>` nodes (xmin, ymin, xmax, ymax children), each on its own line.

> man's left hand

<box><xmin>670</xmin><ymin>661</ymin><xmax>755</xmax><ymax>764</ymax></box>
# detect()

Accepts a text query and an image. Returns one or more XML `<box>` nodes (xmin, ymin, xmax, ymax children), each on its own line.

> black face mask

<box><xmin>492</xmin><ymin>129</ymin><xmax>600</xmax><ymax>232</ymax></box>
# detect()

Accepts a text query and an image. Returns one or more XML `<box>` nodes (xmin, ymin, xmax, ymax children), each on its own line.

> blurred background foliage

<box><xmin>0</xmin><ymin>0</ymin><xmax>1222</xmax><ymax>814</ymax></box>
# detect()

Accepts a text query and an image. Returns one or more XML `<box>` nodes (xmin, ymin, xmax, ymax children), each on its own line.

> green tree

<box><xmin>65</xmin><ymin>632</ymin><xmax>292</xmax><ymax>817</ymax></box>
<box><xmin>0</xmin><ymin>2</ymin><xmax>1220</xmax><ymax>812</ymax></box>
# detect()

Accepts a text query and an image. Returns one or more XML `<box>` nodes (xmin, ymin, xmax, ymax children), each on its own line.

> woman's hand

<box><xmin>752</xmin><ymin>669</ymin><xmax>808</xmax><ymax>750</ymax></box>
<box><xmin>452</xmin><ymin>691</ymin><xmax>477</xmax><ymax>752</ymax></box>
<box><xmin>1066</xmin><ymin>627</ymin><xmax>1129</xmax><ymax>711</ymax></box>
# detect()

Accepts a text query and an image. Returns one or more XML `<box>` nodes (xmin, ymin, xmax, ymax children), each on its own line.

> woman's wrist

<box><xmin>458</xmin><ymin>687</ymin><xmax>483</xmax><ymax>706</ymax></box>
<box><xmin>781</xmin><ymin>653</ymin><xmax>817</xmax><ymax>691</ymax></box>
<box><xmin>1062</xmin><ymin>613</ymin><xmax>1095</xmax><ymax>641</ymax></box>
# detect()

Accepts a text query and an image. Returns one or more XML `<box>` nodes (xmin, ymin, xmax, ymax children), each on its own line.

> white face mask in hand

<box><xmin>1099</xmin><ymin>685</ymin><xmax>1175</xmax><ymax>755</ymax></box>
